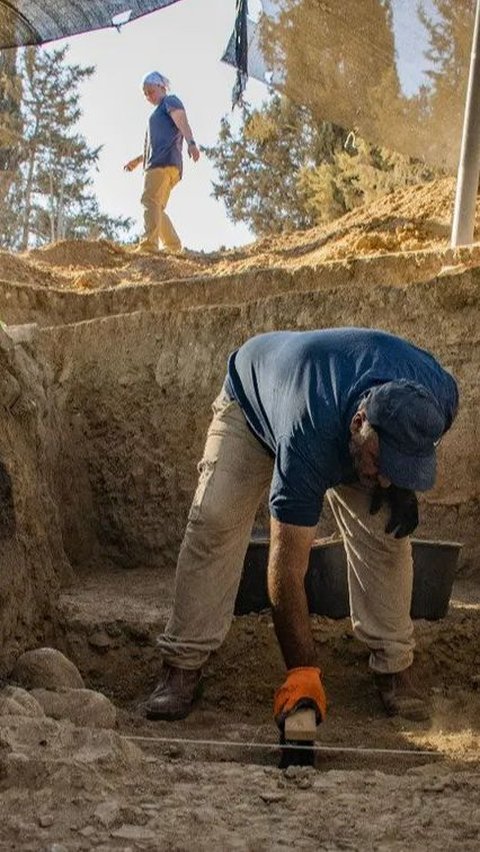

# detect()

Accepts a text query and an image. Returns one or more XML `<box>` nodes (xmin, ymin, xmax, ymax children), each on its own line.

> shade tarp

<box><xmin>0</xmin><ymin>0</ymin><xmax>183</xmax><ymax>49</ymax></box>
<box><xmin>223</xmin><ymin>0</ymin><xmax>476</xmax><ymax>172</ymax></box>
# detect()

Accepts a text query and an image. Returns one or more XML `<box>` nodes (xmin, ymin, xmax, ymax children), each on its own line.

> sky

<box><xmin>51</xmin><ymin>0</ymin><xmax>267</xmax><ymax>252</ymax></box>
<box><xmin>390</xmin><ymin>0</ymin><xmax>439</xmax><ymax>98</ymax></box>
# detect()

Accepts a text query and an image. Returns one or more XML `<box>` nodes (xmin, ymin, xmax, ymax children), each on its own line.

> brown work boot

<box><xmin>143</xmin><ymin>664</ymin><xmax>203</xmax><ymax>721</ymax></box>
<box><xmin>374</xmin><ymin>666</ymin><xmax>431</xmax><ymax>722</ymax></box>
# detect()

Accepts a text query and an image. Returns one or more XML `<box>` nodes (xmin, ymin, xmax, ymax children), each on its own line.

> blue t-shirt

<box><xmin>225</xmin><ymin>328</ymin><xmax>458</xmax><ymax>526</ymax></box>
<box><xmin>144</xmin><ymin>94</ymin><xmax>184</xmax><ymax>174</ymax></box>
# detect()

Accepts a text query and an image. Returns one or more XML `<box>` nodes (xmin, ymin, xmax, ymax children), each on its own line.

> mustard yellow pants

<box><xmin>157</xmin><ymin>391</ymin><xmax>414</xmax><ymax>673</ymax></box>
<box><xmin>140</xmin><ymin>166</ymin><xmax>181</xmax><ymax>251</ymax></box>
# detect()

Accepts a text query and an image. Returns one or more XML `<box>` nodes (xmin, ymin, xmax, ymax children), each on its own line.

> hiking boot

<box><xmin>143</xmin><ymin>664</ymin><xmax>203</xmax><ymax>721</ymax></box>
<box><xmin>374</xmin><ymin>666</ymin><xmax>431</xmax><ymax>722</ymax></box>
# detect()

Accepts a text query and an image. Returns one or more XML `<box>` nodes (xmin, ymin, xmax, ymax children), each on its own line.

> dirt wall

<box><xmin>35</xmin><ymin>265</ymin><xmax>480</xmax><ymax>574</ymax></box>
<box><xmin>0</xmin><ymin>329</ymin><xmax>72</xmax><ymax>674</ymax></box>
<box><xmin>0</xmin><ymin>247</ymin><xmax>474</xmax><ymax>327</ymax></box>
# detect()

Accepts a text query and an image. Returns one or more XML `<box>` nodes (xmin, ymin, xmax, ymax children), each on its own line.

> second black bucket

<box><xmin>234</xmin><ymin>536</ymin><xmax>462</xmax><ymax>621</ymax></box>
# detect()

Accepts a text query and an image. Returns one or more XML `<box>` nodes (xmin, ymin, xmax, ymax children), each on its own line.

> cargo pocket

<box><xmin>188</xmin><ymin>458</ymin><xmax>217</xmax><ymax>522</ymax></box>
<box><xmin>211</xmin><ymin>390</ymin><xmax>236</xmax><ymax>418</ymax></box>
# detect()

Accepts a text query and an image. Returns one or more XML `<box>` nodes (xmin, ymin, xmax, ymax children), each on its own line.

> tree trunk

<box><xmin>19</xmin><ymin>142</ymin><xmax>36</xmax><ymax>250</ymax></box>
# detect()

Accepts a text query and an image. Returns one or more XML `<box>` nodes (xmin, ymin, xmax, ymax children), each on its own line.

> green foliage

<box><xmin>205</xmin><ymin>94</ymin><xmax>438</xmax><ymax>236</ymax></box>
<box><xmin>204</xmin><ymin>97</ymin><xmax>326</xmax><ymax>234</ymax></box>
<box><xmin>0</xmin><ymin>46</ymin><xmax>132</xmax><ymax>250</ymax></box>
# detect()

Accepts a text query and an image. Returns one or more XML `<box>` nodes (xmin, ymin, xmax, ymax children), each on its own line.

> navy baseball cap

<box><xmin>364</xmin><ymin>380</ymin><xmax>447</xmax><ymax>491</ymax></box>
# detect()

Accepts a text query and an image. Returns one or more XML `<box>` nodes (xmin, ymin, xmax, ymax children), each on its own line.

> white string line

<box><xmin>123</xmin><ymin>734</ymin><xmax>439</xmax><ymax>758</ymax></box>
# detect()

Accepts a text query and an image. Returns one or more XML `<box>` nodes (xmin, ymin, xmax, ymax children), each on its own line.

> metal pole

<box><xmin>451</xmin><ymin>0</ymin><xmax>480</xmax><ymax>246</ymax></box>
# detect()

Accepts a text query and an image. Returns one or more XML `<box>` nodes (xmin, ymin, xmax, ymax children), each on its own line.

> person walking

<box><xmin>124</xmin><ymin>71</ymin><xmax>200</xmax><ymax>253</ymax></box>
<box><xmin>143</xmin><ymin>327</ymin><xmax>458</xmax><ymax>730</ymax></box>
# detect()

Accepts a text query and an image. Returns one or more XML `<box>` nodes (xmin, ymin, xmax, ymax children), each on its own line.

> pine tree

<box><xmin>0</xmin><ymin>49</ymin><xmax>24</xmax><ymax>247</ymax></box>
<box><xmin>205</xmin><ymin>97</ymin><xmax>340</xmax><ymax>233</ymax></box>
<box><xmin>206</xmin><ymin>94</ymin><xmax>437</xmax><ymax>235</ymax></box>
<box><xmin>0</xmin><ymin>46</ymin><xmax>132</xmax><ymax>250</ymax></box>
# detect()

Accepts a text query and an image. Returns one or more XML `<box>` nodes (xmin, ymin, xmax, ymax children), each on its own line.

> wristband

<box><xmin>187</xmin><ymin>139</ymin><xmax>196</xmax><ymax>146</ymax></box>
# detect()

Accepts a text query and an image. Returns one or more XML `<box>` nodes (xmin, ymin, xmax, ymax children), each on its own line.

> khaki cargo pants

<box><xmin>140</xmin><ymin>165</ymin><xmax>181</xmax><ymax>251</ymax></box>
<box><xmin>157</xmin><ymin>391</ymin><xmax>414</xmax><ymax>674</ymax></box>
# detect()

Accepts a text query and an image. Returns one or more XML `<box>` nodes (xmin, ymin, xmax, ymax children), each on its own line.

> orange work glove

<box><xmin>274</xmin><ymin>666</ymin><xmax>327</xmax><ymax>729</ymax></box>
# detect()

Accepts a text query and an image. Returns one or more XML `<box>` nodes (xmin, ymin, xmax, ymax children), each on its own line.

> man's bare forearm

<box><xmin>123</xmin><ymin>155</ymin><xmax>143</xmax><ymax>172</ymax></box>
<box><xmin>268</xmin><ymin>518</ymin><xmax>317</xmax><ymax>668</ymax></box>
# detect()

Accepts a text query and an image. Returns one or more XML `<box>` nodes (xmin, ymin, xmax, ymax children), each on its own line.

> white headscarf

<box><xmin>142</xmin><ymin>71</ymin><xmax>171</xmax><ymax>90</ymax></box>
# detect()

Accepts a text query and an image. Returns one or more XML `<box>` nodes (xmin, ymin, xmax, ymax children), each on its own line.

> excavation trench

<box><xmin>49</xmin><ymin>560</ymin><xmax>480</xmax><ymax>774</ymax></box>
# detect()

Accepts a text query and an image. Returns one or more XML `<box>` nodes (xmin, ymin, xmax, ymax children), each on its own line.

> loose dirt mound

<box><xmin>67</xmin><ymin>250</ymin><xmax>210</xmax><ymax>291</ymax></box>
<box><xmin>2</xmin><ymin>176</ymin><xmax>472</xmax><ymax>294</ymax></box>
<box><xmin>208</xmin><ymin>177</ymin><xmax>462</xmax><ymax>276</ymax></box>
<box><xmin>0</xmin><ymin>250</ymin><xmax>61</xmax><ymax>289</ymax></box>
<box><xmin>29</xmin><ymin>238</ymin><xmax>128</xmax><ymax>269</ymax></box>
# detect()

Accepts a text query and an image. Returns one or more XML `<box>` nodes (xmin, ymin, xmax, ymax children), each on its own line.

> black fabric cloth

<box><xmin>230</xmin><ymin>0</ymin><xmax>249</xmax><ymax>107</ymax></box>
<box><xmin>0</xmin><ymin>1</ymin><xmax>183</xmax><ymax>49</ymax></box>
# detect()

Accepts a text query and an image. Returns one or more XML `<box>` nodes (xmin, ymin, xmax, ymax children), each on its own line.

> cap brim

<box><xmin>379</xmin><ymin>440</ymin><xmax>436</xmax><ymax>491</ymax></box>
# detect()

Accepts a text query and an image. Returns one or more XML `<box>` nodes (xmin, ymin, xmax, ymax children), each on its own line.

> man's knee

<box><xmin>188</xmin><ymin>497</ymin><xmax>244</xmax><ymax>535</ymax></box>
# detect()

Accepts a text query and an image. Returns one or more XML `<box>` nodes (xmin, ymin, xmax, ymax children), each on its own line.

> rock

<box><xmin>88</xmin><ymin>631</ymin><xmax>112</xmax><ymax>651</ymax></box>
<box><xmin>422</xmin><ymin>780</ymin><xmax>450</xmax><ymax>792</ymax></box>
<box><xmin>11</xmin><ymin>648</ymin><xmax>84</xmax><ymax>690</ymax></box>
<box><xmin>260</xmin><ymin>791</ymin><xmax>287</xmax><ymax>803</ymax></box>
<box><xmin>110</xmin><ymin>825</ymin><xmax>157</xmax><ymax>841</ymax></box>
<box><xmin>78</xmin><ymin>826</ymin><xmax>96</xmax><ymax>837</ymax></box>
<box><xmin>31</xmin><ymin>688</ymin><xmax>116</xmax><ymax>728</ymax></box>
<box><xmin>38</xmin><ymin>814</ymin><xmax>55</xmax><ymax>827</ymax></box>
<box><xmin>5</xmin><ymin>324</ymin><xmax>38</xmax><ymax>345</ymax></box>
<box><xmin>283</xmin><ymin>765</ymin><xmax>298</xmax><ymax>779</ymax></box>
<box><xmin>94</xmin><ymin>799</ymin><xmax>121</xmax><ymax>828</ymax></box>
<box><xmin>0</xmin><ymin>685</ymin><xmax>45</xmax><ymax>717</ymax></box>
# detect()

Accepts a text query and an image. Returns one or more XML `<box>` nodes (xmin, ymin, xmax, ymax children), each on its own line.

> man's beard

<box><xmin>349</xmin><ymin>438</ymin><xmax>377</xmax><ymax>489</ymax></box>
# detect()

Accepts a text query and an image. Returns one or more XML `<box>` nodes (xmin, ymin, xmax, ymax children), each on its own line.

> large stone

<box><xmin>31</xmin><ymin>688</ymin><xmax>116</xmax><ymax>729</ymax></box>
<box><xmin>0</xmin><ymin>685</ymin><xmax>45</xmax><ymax>717</ymax></box>
<box><xmin>11</xmin><ymin>648</ymin><xmax>84</xmax><ymax>690</ymax></box>
<box><xmin>93</xmin><ymin>799</ymin><xmax>121</xmax><ymax>828</ymax></box>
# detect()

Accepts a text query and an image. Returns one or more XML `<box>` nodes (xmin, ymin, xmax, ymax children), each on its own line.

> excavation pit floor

<box><xmin>3</xmin><ymin>575</ymin><xmax>480</xmax><ymax>849</ymax></box>
<box><xmin>50</xmin><ymin>564</ymin><xmax>480</xmax><ymax>772</ymax></box>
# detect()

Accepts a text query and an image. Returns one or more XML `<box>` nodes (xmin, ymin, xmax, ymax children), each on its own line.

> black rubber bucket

<box><xmin>409</xmin><ymin>539</ymin><xmax>463</xmax><ymax>620</ymax></box>
<box><xmin>234</xmin><ymin>537</ymin><xmax>462</xmax><ymax>621</ymax></box>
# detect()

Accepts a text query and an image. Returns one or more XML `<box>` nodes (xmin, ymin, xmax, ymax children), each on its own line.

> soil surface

<box><xmin>1</xmin><ymin>177</ymin><xmax>477</xmax><ymax>293</ymax></box>
<box><xmin>2</xmin><ymin>176</ymin><xmax>480</xmax><ymax>849</ymax></box>
<box><xmin>3</xmin><ymin>566</ymin><xmax>480</xmax><ymax>850</ymax></box>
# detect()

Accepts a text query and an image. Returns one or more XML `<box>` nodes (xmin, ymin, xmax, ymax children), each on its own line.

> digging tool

<box><xmin>280</xmin><ymin>706</ymin><xmax>317</xmax><ymax>768</ymax></box>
